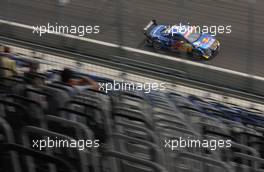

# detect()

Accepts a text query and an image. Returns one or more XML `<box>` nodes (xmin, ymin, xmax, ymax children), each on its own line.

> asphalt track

<box><xmin>0</xmin><ymin>0</ymin><xmax>264</xmax><ymax>76</ymax></box>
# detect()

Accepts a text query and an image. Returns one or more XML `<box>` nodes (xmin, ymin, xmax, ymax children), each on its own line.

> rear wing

<box><xmin>143</xmin><ymin>20</ymin><xmax>157</xmax><ymax>35</ymax></box>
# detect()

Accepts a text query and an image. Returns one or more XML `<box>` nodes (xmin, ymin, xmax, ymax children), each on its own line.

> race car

<box><xmin>143</xmin><ymin>20</ymin><xmax>220</xmax><ymax>60</ymax></box>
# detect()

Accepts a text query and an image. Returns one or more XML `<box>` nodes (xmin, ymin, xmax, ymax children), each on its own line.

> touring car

<box><xmin>143</xmin><ymin>20</ymin><xmax>220</xmax><ymax>60</ymax></box>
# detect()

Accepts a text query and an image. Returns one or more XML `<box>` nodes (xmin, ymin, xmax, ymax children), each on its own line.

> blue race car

<box><xmin>143</xmin><ymin>20</ymin><xmax>220</xmax><ymax>60</ymax></box>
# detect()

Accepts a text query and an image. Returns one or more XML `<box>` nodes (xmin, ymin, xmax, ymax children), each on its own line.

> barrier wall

<box><xmin>1</xmin><ymin>23</ymin><xmax>264</xmax><ymax>102</ymax></box>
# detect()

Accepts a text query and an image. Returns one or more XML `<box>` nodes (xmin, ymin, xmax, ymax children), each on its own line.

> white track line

<box><xmin>1</xmin><ymin>19</ymin><xmax>264</xmax><ymax>81</ymax></box>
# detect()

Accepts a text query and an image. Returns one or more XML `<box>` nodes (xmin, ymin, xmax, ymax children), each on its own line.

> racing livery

<box><xmin>143</xmin><ymin>20</ymin><xmax>220</xmax><ymax>60</ymax></box>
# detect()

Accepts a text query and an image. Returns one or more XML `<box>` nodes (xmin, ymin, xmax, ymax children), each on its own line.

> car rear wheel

<box><xmin>145</xmin><ymin>38</ymin><xmax>152</xmax><ymax>46</ymax></box>
<box><xmin>153</xmin><ymin>41</ymin><xmax>162</xmax><ymax>50</ymax></box>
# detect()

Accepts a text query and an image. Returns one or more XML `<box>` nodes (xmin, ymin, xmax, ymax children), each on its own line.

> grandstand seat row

<box><xmin>0</xmin><ymin>51</ymin><xmax>263</xmax><ymax>172</ymax></box>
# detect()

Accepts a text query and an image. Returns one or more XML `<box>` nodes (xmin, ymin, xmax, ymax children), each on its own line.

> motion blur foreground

<box><xmin>0</xmin><ymin>0</ymin><xmax>264</xmax><ymax>172</ymax></box>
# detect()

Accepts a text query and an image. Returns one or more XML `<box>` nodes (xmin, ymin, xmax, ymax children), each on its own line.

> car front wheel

<box><xmin>192</xmin><ymin>49</ymin><xmax>202</xmax><ymax>58</ymax></box>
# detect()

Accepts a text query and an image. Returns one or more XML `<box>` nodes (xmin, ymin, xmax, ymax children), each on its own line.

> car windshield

<box><xmin>184</xmin><ymin>29</ymin><xmax>201</xmax><ymax>43</ymax></box>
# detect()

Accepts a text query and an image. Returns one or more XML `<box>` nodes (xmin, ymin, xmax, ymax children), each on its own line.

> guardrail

<box><xmin>1</xmin><ymin>21</ymin><xmax>264</xmax><ymax>104</ymax></box>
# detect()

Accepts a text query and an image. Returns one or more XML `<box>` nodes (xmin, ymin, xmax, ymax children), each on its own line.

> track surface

<box><xmin>1</xmin><ymin>0</ymin><xmax>264</xmax><ymax>76</ymax></box>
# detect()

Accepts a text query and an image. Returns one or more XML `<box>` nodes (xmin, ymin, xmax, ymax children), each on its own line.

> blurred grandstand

<box><xmin>0</xmin><ymin>44</ymin><xmax>263</xmax><ymax>172</ymax></box>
